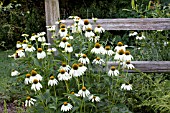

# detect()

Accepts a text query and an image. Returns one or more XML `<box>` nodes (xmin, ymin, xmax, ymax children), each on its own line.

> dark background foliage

<box><xmin>0</xmin><ymin>0</ymin><xmax>169</xmax><ymax>49</ymax></box>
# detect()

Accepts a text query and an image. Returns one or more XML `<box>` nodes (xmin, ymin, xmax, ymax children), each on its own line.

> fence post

<box><xmin>45</xmin><ymin>0</ymin><xmax>60</xmax><ymax>44</ymax></box>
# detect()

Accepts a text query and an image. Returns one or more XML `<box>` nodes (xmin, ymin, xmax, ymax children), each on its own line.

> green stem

<box><xmin>53</xmin><ymin>85</ymin><xmax>57</xmax><ymax>97</ymax></box>
<box><xmin>64</xmin><ymin>80</ymin><xmax>70</xmax><ymax>93</ymax></box>
<box><xmin>75</xmin><ymin>77</ymin><xmax>80</xmax><ymax>90</ymax></box>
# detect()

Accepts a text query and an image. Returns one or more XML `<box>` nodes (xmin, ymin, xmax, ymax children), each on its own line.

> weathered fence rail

<box><xmin>62</xmin><ymin>18</ymin><xmax>170</xmax><ymax>30</ymax></box>
<box><xmin>45</xmin><ymin>1</ymin><xmax>170</xmax><ymax>73</ymax></box>
<box><xmin>107</xmin><ymin>61</ymin><xmax>170</xmax><ymax>73</ymax></box>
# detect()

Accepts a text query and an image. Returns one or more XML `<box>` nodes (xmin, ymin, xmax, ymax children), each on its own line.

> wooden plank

<box><xmin>45</xmin><ymin>0</ymin><xmax>60</xmax><ymax>43</ymax></box>
<box><xmin>61</xmin><ymin>18</ymin><xmax>170</xmax><ymax>30</ymax></box>
<box><xmin>107</xmin><ymin>61</ymin><xmax>170</xmax><ymax>73</ymax></box>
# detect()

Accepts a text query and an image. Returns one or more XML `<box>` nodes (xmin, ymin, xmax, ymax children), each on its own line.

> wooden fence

<box><xmin>45</xmin><ymin>0</ymin><xmax>170</xmax><ymax>73</ymax></box>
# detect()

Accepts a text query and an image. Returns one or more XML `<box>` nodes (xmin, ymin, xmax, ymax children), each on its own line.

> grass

<box><xmin>0</xmin><ymin>50</ymin><xmax>14</xmax><ymax>102</ymax></box>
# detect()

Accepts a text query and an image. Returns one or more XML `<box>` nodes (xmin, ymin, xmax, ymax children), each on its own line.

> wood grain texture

<box><xmin>45</xmin><ymin>0</ymin><xmax>60</xmax><ymax>43</ymax></box>
<box><xmin>107</xmin><ymin>61</ymin><xmax>170</xmax><ymax>73</ymax></box>
<box><xmin>61</xmin><ymin>18</ymin><xmax>170</xmax><ymax>30</ymax></box>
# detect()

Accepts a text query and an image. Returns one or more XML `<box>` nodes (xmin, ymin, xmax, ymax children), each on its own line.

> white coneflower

<box><xmin>24</xmin><ymin>74</ymin><xmax>31</xmax><ymax>85</ymax></box>
<box><xmin>129</xmin><ymin>31</ymin><xmax>138</xmax><ymax>37</ymax></box>
<box><xmin>25</xmin><ymin>45</ymin><xmax>36</xmax><ymax>52</ymax></box>
<box><xmin>25</xmin><ymin>96</ymin><xmax>36</xmax><ymax>107</ymax></box>
<box><xmin>121</xmin><ymin>83</ymin><xmax>132</xmax><ymax>91</ymax></box>
<box><xmin>65</xmin><ymin>44</ymin><xmax>73</xmax><ymax>53</ymax></box>
<box><xmin>73</xmin><ymin>91</ymin><xmax>81</xmax><ymax>96</ymax></box>
<box><xmin>78</xmin><ymin>86</ymin><xmax>91</xmax><ymax>98</ymax></box>
<box><xmin>114</xmin><ymin>42</ymin><xmax>127</xmax><ymax>53</ymax></box>
<box><xmin>89</xmin><ymin>95</ymin><xmax>100</xmax><ymax>102</ymax></box>
<box><xmin>22</xmin><ymin>40</ymin><xmax>28</xmax><ymax>49</ymax></box>
<box><xmin>16</xmin><ymin>41</ymin><xmax>22</xmax><ymax>48</ymax></box>
<box><xmin>22</xmin><ymin>34</ymin><xmax>29</xmax><ymax>37</ymax></box>
<box><xmin>124</xmin><ymin>51</ymin><xmax>133</xmax><ymax>61</ymax></box>
<box><xmin>92</xmin><ymin>17</ymin><xmax>98</xmax><ymax>23</ymax></box>
<box><xmin>38</xmin><ymin>36</ymin><xmax>46</xmax><ymax>42</ymax></box>
<box><xmin>94</xmin><ymin>36</ymin><xmax>100</xmax><ymax>43</ymax></box>
<box><xmin>69</xmin><ymin>64</ymin><xmax>83</xmax><ymax>77</ymax></box>
<box><xmin>29</xmin><ymin>70</ymin><xmax>43</xmax><ymax>83</ymax></box>
<box><xmin>59</xmin><ymin>37</ymin><xmax>69</xmax><ymax>48</ymax></box>
<box><xmin>123</xmin><ymin>61</ymin><xmax>135</xmax><ymax>70</ymax></box>
<box><xmin>104</xmin><ymin>46</ymin><xmax>114</xmax><ymax>56</ymax></box>
<box><xmin>16</xmin><ymin>48</ymin><xmax>25</xmax><ymax>58</ymax></box>
<box><xmin>114</xmin><ymin>49</ymin><xmax>125</xmax><ymax>61</ymax></box>
<box><xmin>82</xmin><ymin>19</ymin><xmax>92</xmax><ymax>31</ymax></box>
<box><xmin>66</xmin><ymin>34</ymin><xmax>73</xmax><ymax>40</ymax></box>
<box><xmin>78</xmin><ymin>63</ymin><xmax>87</xmax><ymax>74</ymax></box>
<box><xmin>61</xmin><ymin>102</ymin><xmax>73</xmax><ymax>112</ymax></box>
<box><xmin>30</xmin><ymin>34</ymin><xmax>38</xmax><ymax>41</ymax></box>
<box><xmin>91</xmin><ymin>43</ymin><xmax>105</xmax><ymax>54</ymax></box>
<box><xmin>58</xmin><ymin>28</ymin><xmax>67</xmax><ymax>37</ymax></box>
<box><xmin>37</xmin><ymin>48</ymin><xmax>46</xmax><ymax>59</ymax></box>
<box><xmin>85</xmin><ymin>28</ymin><xmax>95</xmax><ymax>38</ymax></box>
<box><xmin>78</xmin><ymin>54</ymin><xmax>90</xmax><ymax>65</ymax></box>
<box><xmin>11</xmin><ymin>70</ymin><xmax>20</xmax><ymax>76</ymax></box>
<box><xmin>108</xmin><ymin>66</ymin><xmax>119</xmax><ymax>76</ymax></box>
<box><xmin>73</xmin><ymin>16</ymin><xmax>84</xmax><ymax>26</ymax></box>
<box><xmin>47</xmin><ymin>25</ymin><xmax>56</xmax><ymax>32</ymax></box>
<box><xmin>55</xmin><ymin>20</ymin><xmax>65</xmax><ymax>24</ymax></box>
<box><xmin>58</xmin><ymin>69</ymin><xmax>71</xmax><ymax>81</ymax></box>
<box><xmin>48</xmin><ymin>76</ymin><xmax>58</xmax><ymax>86</ymax></box>
<box><xmin>136</xmin><ymin>32</ymin><xmax>145</xmax><ymax>40</ymax></box>
<box><xmin>47</xmin><ymin>48</ymin><xmax>57</xmax><ymax>55</ymax></box>
<box><xmin>59</xmin><ymin>62</ymin><xmax>71</xmax><ymax>72</ymax></box>
<box><xmin>92</xmin><ymin>57</ymin><xmax>105</xmax><ymax>65</ymax></box>
<box><xmin>31</xmin><ymin>79</ymin><xmax>43</xmax><ymax>91</ymax></box>
<box><xmin>37</xmin><ymin>32</ymin><xmax>46</xmax><ymax>37</ymax></box>
<box><xmin>94</xmin><ymin>24</ymin><xmax>105</xmax><ymax>34</ymax></box>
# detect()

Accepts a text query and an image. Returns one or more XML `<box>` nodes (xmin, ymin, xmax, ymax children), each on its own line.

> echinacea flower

<box><xmin>59</xmin><ymin>62</ymin><xmax>71</xmax><ymax>72</ymax></box>
<box><xmin>78</xmin><ymin>63</ymin><xmax>87</xmax><ymax>74</ymax></box>
<box><xmin>17</xmin><ymin>48</ymin><xmax>25</xmax><ymax>58</ymax></box>
<box><xmin>78</xmin><ymin>54</ymin><xmax>90</xmax><ymax>65</ymax></box>
<box><xmin>94</xmin><ymin>24</ymin><xmax>105</xmax><ymax>34</ymax></box>
<box><xmin>38</xmin><ymin>36</ymin><xmax>46</xmax><ymax>42</ymax></box>
<box><xmin>89</xmin><ymin>95</ymin><xmax>100</xmax><ymax>102</ymax></box>
<box><xmin>65</xmin><ymin>44</ymin><xmax>73</xmax><ymax>53</ymax></box>
<box><xmin>103</xmin><ymin>46</ymin><xmax>114</xmax><ymax>56</ymax></box>
<box><xmin>58</xmin><ymin>28</ymin><xmax>67</xmax><ymax>37</ymax></box>
<box><xmin>121</xmin><ymin>83</ymin><xmax>132</xmax><ymax>91</ymax></box>
<box><xmin>37</xmin><ymin>48</ymin><xmax>46</xmax><ymax>59</ymax></box>
<box><xmin>69</xmin><ymin>64</ymin><xmax>84</xmax><ymax>77</ymax></box>
<box><xmin>61</xmin><ymin>102</ymin><xmax>73</xmax><ymax>112</ymax></box>
<box><xmin>47</xmin><ymin>48</ymin><xmax>57</xmax><ymax>55</ymax></box>
<box><xmin>123</xmin><ymin>61</ymin><xmax>135</xmax><ymax>69</ymax></box>
<box><xmin>114</xmin><ymin>42</ymin><xmax>127</xmax><ymax>53</ymax></box>
<box><xmin>59</xmin><ymin>37</ymin><xmax>69</xmax><ymax>48</ymax></box>
<box><xmin>22</xmin><ymin>34</ymin><xmax>29</xmax><ymax>37</ymax></box>
<box><xmin>16</xmin><ymin>41</ymin><xmax>22</xmax><ymax>48</ymax></box>
<box><xmin>25</xmin><ymin>96</ymin><xmax>36</xmax><ymax>107</ymax></box>
<box><xmin>11</xmin><ymin>70</ymin><xmax>20</xmax><ymax>76</ymax></box>
<box><xmin>24</xmin><ymin>74</ymin><xmax>31</xmax><ymax>84</ymax></box>
<box><xmin>108</xmin><ymin>66</ymin><xmax>119</xmax><ymax>76</ymax></box>
<box><xmin>78</xmin><ymin>86</ymin><xmax>90</xmax><ymax>98</ymax></box>
<box><xmin>22</xmin><ymin>40</ymin><xmax>28</xmax><ymax>49</ymax></box>
<box><xmin>47</xmin><ymin>25</ymin><xmax>56</xmax><ymax>32</ymax></box>
<box><xmin>91</xmin><ymin>43</ymin><xmax>105</xmax><ymax>54</ymax></box>
<box><xmin>48</xmin><ymin>76</ymin><xmax>58</xmax><ymax>86</ymax></box>
<box><xmin>129</xmin><ymin>31</ymin><xmax>138</xmax><ymax>37</ymax></box>
<box><xmin>29</xmin><ymin>70</ymin><xmax>43</xmax><ymax>83</ymax></box>
<box><xmin>114</xmin><ymin>49</ymin><xmax>125</xmax><ymax>61</ymax></box>
<box><xmin>82</xmin><ymin>19</ymin><xmax>92</xmax><ymax>31</ymax></box>
<box><xmin>85</xmin><ymin>28</ymin><xmax>95</xmax><ymax>38</ymax></box>
<box><xmin>70</xmin><ymin>91</ymin><xmax>80</xmax><ymax>97</ymax></box>
<box><xmin>92</xmin><ymin>57</ymin><xmax>105</xmax><ymax>65</ymax></box>
<box><xmin>31</xmin><ymin>79</ymin><xmax>43</xmax><ymax>91</ymax></box>
<box><xmin>65</xmin><ymin>34</ymin><xmax>73</xmax><ymax>40</ymax></box>
<box><xmin>25</xmin><ymin>45</ymin><xmax>36</xmax><ymax>52</ymax></box>
<box><xmin>124</xmin><ymin>51</ymin><xmax>133</xmax><ymax>61</ymax></box>
<box><xmin>58</xmin><ymin>69</ymin><xmax>71</xmax><ymax>81</ymax></box>
<box><xmin>136</xmin><ymin>32</ymin><xmax>145</xmax><ymax>40</ymax></box>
